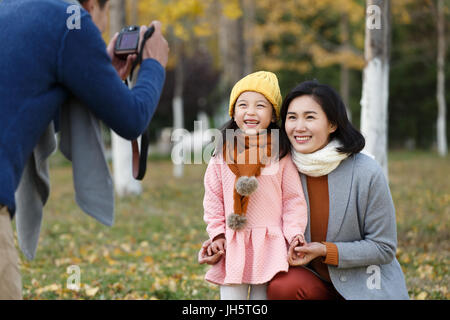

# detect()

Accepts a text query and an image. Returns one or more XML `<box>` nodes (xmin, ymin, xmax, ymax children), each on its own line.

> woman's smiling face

<box><xmin>285</xmin><ymin>95</ymin><xmax>337</xmax><ymax>154</ymax></box>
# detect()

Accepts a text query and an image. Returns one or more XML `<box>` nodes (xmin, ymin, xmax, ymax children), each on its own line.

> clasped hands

<box><xmin>198</xmin><ymin>233</ymin><xmax>326</xmax><ymax>266</ymax></box>
<box><xmin>198</xmin><ymin>234</ymin><xmax>225</xmax><ymax>265</ymax></box>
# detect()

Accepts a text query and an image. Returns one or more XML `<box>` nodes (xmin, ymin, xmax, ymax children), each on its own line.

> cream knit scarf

<box><xmin>291</xmin><ymin>139</ymin><xmax>349</xmax><ymax>177</ymax></box>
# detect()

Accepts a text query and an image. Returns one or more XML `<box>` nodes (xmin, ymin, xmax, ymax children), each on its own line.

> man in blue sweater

<box><xmin>0</xmin><ymin>0</ymin><xmax>169</xmax><ymax>299</ymax></box>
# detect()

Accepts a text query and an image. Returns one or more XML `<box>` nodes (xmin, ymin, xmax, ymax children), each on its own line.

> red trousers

<box><xmin>267</xmin><ymin>267</ymin><xmax>344</xmax><ymax>300</ymax></box>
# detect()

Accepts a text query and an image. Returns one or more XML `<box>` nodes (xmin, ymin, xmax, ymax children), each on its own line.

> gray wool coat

<box><xmin>299</xmin><ymin>153</ymin><xmax>409</xmax><ymax>300</ymax></box>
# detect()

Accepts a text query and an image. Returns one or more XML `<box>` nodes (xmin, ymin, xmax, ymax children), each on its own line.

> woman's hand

<box><xmin>106</xmin><ymin>32</ymin><xmax>137</xmax><ymax>80</ymax></box>
<box><xmin>289</xmin><ymin>242</ymin><xmax>327</xmax><ymax>266</ymax></box>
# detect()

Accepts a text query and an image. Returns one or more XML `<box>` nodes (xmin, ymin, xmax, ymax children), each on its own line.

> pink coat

<box><xmin>203</xmin><ymin>153</ymin><xmax>308</xmax><ymax>285</ymax></box>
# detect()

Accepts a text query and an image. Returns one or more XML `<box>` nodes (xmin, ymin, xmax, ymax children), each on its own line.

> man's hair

<box><xmin>79</xmin><ymin>0</ymin><xmax>109</xmax><ymax>9</ymax></box>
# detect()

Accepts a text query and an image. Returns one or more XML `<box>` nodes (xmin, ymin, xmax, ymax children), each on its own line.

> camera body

<box><xmin>114</xmin><ymin>25</ymin><xmax>140</xmax><ymax>60</ymax></box>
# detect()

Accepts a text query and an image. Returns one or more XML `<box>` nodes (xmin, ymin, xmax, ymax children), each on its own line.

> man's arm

<box><xmin>57</xmin><ymin>12</ymin><xmax>166</xmax><ymax>140</ymax></box>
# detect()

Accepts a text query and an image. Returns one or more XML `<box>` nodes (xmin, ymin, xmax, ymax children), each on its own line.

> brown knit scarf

<box><xmin>223</xmin><ymin>132</ymin><xmax>272</xmax><ymax>230</ymax></box>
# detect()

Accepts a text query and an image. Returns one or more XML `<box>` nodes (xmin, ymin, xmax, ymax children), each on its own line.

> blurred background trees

<box><xmin>104</xmin><ymin>0</ymin><xmax>449</xmax><ymax>155</ymax></box>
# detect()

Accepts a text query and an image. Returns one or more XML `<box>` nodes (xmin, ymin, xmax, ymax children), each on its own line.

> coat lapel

<box><xmin>298</xmin><ymin>155</ymin><xmax>355</xmax><ymax>243</ymax></box>
<box><xmin>326</xmin><ymin>155</ymin><xmax>355</xmax><ymax>241</ymax></box>
<box><xmin>299</xmin><ymin>174</ymin><xmax>311</xmax><ymax>242</ymax></box>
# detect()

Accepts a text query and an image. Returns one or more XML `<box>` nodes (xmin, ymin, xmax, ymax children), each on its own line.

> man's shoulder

<box><xmin>7</xmin><ymin>0</ymin><xmax>88</xmax><ymax>21</ymax></box>
<box><xmin>11</xmin><ymin>0</ymin><xmax>73</xmax><ymax>11</ymax></box>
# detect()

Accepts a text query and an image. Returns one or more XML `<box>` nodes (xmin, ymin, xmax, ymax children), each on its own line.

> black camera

<box><xmin>114</xmin><ymin>25</ymin><xmax>156</xmax><ymax>61</ymax></box>
<box><xmin>114</xmin><ymin>25</ymin><xmax>141</xmax><ymax>60</ymax></box>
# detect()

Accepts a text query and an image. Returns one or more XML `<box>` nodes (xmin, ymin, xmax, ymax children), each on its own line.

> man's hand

<box><xmin>198</xmin><ymin>239</ymin><xmax>224</xmax><ymax>265</ymax></box>
<box><xmin>140</xmin><ymin>21</ymin><xmax>169</xmax><ymax>68</ymax></box>
<box><xmin>106</xmin><ymin>20</ymin><xmax>169</xmax><ymax>80</ymax></box>
<box><xmin>106</xmin><ymin>32</ymin><xmax>137</xmax><ymax>80</ymax></box>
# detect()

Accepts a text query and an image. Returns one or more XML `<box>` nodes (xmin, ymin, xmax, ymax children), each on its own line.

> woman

<box><xmin>199</xmin><ymin>80</ymin><xmax>409</xmax><ymax>300</ymax></box>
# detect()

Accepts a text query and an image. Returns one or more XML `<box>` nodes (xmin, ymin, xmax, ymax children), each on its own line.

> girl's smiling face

<box><xmin>285</xmin><ymin>95</ymin><xmax>337</xmax><ymax>154</ymax></box>
<box><xmin>233</xmin><ymin>91</ymin><xmax>274</xmax><ymax>134</ymax></box>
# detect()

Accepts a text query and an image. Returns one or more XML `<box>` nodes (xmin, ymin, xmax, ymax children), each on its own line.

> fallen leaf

<box><xmin>35</xmin><ymin>283</ymin><xmax>61</xmax><ymax>295</ymax></box>
<box><xmin>84</xmin><ymin>285</ymin><xmax>99</xmax><ymax>297</ymax></box>
<box><xmin>416</xmin><ymin>291</ymin><xmax>428</xmax><ymax>300</ymax></box>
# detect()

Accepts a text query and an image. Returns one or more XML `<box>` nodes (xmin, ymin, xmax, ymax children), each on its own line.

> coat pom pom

<box><xmin>227</xmin><ymin>213</ymin><xmax>247</xmax><ymax>230</ymax></box>
<box><xmin>235</xmin><ymin>176</ymin><xmax>258</xmax><ymax>196</ymax></box>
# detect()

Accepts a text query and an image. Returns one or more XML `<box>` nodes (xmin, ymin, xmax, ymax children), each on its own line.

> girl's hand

<box><xmin>198</xmin><ymin>235</ymin><xmax>226</xmax><ymax>265</ymax></box>
<box><xmin>290</xmin><ymin>234</ymin><xmax>305</xmax><ymax>247</ymax></box>
<box><xmin>289</xmin><ymin>242</ymin><xmax>327</xmax><ymax>266</ymax></box>
<box><xmin>208</xmin><ymin>235</ymin><xmax>226</xmax><ymax>256</ymax></box>
<box><xmin>288</xmin><ymin>234</ymin><xmax>306</xmax><ymax>266</ymax></box>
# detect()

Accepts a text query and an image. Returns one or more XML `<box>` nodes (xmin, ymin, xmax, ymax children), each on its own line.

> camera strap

<box><xmin>127</xmin><ymin>26</ymin><xmax>155</xmax><ymax>180</ymax></box>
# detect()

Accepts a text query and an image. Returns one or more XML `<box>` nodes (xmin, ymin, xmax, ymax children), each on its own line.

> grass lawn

<box><xmin>15</xmin><ymin>150</ymin><xmax>449</xmax><ymax>300</ymax></box>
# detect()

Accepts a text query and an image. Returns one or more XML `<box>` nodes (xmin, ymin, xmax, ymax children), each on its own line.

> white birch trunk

<box><xmin>436</xmin><ymin>0</ymin><xmax>447</xmax><ymax>156</ymax></box>
<box><xmin>172</xmin><ymin>42</ymin><xmax>185</xmax><ymax>177</ymax></box>
<box><xmin>360</xmin><ymin>58</ymin><xmax>390</xmax><ymax>177</ymax></box>
<box><xmin>172</xmin><ymin>96</ymin><xmax>184</xmax><ymax>177</ymax></box>
<box><xmin>360</xmin><ymin>0</ymin><xmax>390</xmax><ymax>179</ymax></box>
<box><xmin>110</xmin><ymin>0</ymin><xmax>142</xmax><ymax>196</ymax></box>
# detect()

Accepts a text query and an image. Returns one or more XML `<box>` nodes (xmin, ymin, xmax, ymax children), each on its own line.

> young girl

<box><xmin>202</xmin><ymin>71</ymin><xmax>308</xmax><ymax>300</ymax></box>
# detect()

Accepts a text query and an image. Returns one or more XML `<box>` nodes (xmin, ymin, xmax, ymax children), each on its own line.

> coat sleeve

<box><xmin>281</xmin><ymin>157</ymin><xmax>308</xmax><ymax>244</ymax></box>
<box><xmin>203</xmin><ymin>158</ymin><xmax>226</xmax><ymax>241</ymax></box>
<box><xmin>334</xmin><ymin>168</ymin><xmax>398</xmax><ymax>268</ymax></box>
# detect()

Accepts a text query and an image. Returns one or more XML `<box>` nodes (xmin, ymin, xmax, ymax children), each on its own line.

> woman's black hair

<box><xmin>79</xmin><ymin>0</ymin><xmax>109</xmax><ymax>9</ymax></box>
<box><xmin>214</xmin><ymin>110</ymin><xmax>291</xmax><ymax>160</ymax></box>
<box><xmin>280</xmin><ymin>80</ymin><xmax>365</xmax><ymax>155</ymax></box>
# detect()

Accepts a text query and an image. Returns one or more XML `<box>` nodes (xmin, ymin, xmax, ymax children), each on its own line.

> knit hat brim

<box><xmin>229</xmin><ymin>71</ymin><xmax>282</xmax><ymax>121</ymax></box>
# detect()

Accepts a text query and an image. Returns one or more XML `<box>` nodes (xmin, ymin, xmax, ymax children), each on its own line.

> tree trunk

<box><xmin>242</xmin><ymin>0</ymin><xmax>255</xmax><ymax>75</ymax></box>
<box><xmin>219</xmin><ymin>1</ymin><xmax>247</xmax><ymax>88</ymax></box>
<box><xmin>360</xmin><ymin>0</ymin><xmax>391</xmax><ymax>179</ymax></box>
<box><xmin>217</xmin><ymin>0</ymin><xmax>249</xmax><ymax>130</ymax></box>
<box><xmin>436</xmin><ymin>0</ymin><xmax>447</xmax><ymax>156</ymax></box>
<box><xmin>172</xmin><ymin>40</ymin><xmax>185</xmax><ymax>177</ymax></box>
<box><xmin>129</xmin><ymin>0</ymin><xmax>138</xmax><ymax>25</ymax></box>
<box><xmin>340</xmin><ymin>13</ymin><xmax>351</xmax><ymax>122</ymax></box>
<box><xmin>110</xmin><ymin>0</ymin><xmax>142</xmax><ymax>196</ymax></box>
<box><xmin>110</xmin><ymin>0</ymin><xmax>126</xmax><ymax>33</ymax></box>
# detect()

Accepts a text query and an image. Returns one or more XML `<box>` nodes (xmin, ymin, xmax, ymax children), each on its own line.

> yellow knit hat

<box><xmin>229</xmin><ymin>71</ymin><xmax>282</xmax><ymax>121</ymax></box>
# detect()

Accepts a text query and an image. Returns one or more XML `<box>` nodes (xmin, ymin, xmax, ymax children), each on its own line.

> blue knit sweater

<box><xmin>0</xmin><ymin>0</ymin><xmax>166</xmax><ymax>215</ymax></box>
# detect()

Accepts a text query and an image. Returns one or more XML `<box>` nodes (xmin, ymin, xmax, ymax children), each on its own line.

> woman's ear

<box><xmin>329</xmin><ymin>122</ymin><xmax>338</xmax><ymax>134</ymax></box>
